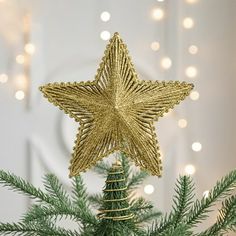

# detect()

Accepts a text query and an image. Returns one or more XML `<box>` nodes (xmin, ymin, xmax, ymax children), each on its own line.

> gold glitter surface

<box><xmin>40</xmin><ymin>32</ymin><xmax>193</xmax><ymax>177</ymax></box>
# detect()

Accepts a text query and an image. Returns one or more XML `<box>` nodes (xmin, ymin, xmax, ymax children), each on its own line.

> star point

<box><xmin>40</xmin><ymin>33</ymin><xmax>193</xmax><ymax>177</ymax></box>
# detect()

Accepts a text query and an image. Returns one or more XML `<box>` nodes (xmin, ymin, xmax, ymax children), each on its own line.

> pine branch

<box><xmin>127</xmin><ymin>170</ymin><xmax>149</xmax><ymax>191</ymax></box>
<box><xmin>130</xmin><ymin>197</ymin><xmax>161</xmax><ymax>224</ymax></box>
<box><xmin>187</xmin><ymin>169</ymin><xmax>236</xmax><ymax>226</ymax></box>
<box><xmin>157</xmin><ymin>223</ymin><xmax>192</xmax><ymax>236</ymax></box>
<box><xmin>130</xmin><ymin>197</ymin><xmax>154</xmax><ymax>212</ymax></box>
<box><xmin>71</xmin><ymin>176</ymin><xmax>98</xmax><ymax>227</ymax></box>
<box><xmin>136</xmin><ymin>211</ymin><xmax>162</xmax><ymax>224</ymax></box>
<box><xmin>148</xmin><ymin>175</ymin><xmax>194</xmax><ymax>235</ymax></box>
<box><xmin>79</xmin><ymin>228</ymin><xmax>96</xmax><ymax>236</ymax></box>
<box><xmin>23</xmin><ymin>202</ymin><xmax>98</xmax><ymax>228</ymax></box>
<box><xmin>198</xmin><ymin>195</ymin><xmax>236</xmax><ymax>236</ymax></box>
<box><xmin>148</xmin><ymin>221</ymin><xmax>193</xmax><ymax>236</ymax></box>
<box><xmin>71</xmin><ymin>176</ymin><xmax>88</xmax><ymax>207</ymax></box>
<box><xmin>95</xmin><ymin>220</ymin><xmax>146</xmax><ymax>236</ymax></box>
<box><xmin>148</xmin><ymin>215</ymin><xmax>169</xmax><ymax>235</ymax></box>
<box><xmin>128</xmin><ymin>225</ymin><xmax>146</xmax><ymax>236</ymax></box>
<box><xmin>172</xmin><ymin>176</ymin><xmax>194</xmax><ymax>227</ymax></box>
<box><xmin>93</xmin><ymin>161</ymin><xmax>110</xmax><ymax>178</ymax></box>
<box><xmin>1</xmin><ymin>164</ymin><xmax>235</xmax><ymax>236</ymax></box>
<box><xmin>88</xmin><ymin>193</ymin><xmax>103</xmax><ymax>208</ymax></box>
<box><xmin>0</xmin><ymin>170</ymin><xmax>55</xmax><ymax>205</ymax></box>
<box><xmin>0</xmin><ymin>222</ymin><xmax>78</xmax><ymax>236</ymax></box>
<box><xmin>43</xmin><ymin>174</ymin><xmax>72</xmax><ymax>207</ymax></box>
<box><xmin>22</xmin><ymin>204</ymin><xmax>97</xmax><ymax>228</ymax></box>
<box><xmin>22</xmin><ymin>205</ymin><xmax>79</xmax><ymax>224</ymax></box>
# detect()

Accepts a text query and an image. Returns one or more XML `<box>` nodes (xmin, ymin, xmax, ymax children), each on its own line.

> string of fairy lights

<box><xmin>0</xmin><ymin>14</ymin><xmax>34</xmax><ymax>102</ymax></box>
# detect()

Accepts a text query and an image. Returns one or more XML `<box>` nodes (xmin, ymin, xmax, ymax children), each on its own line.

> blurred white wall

<box><xmin>0</xmin><ymin>0</ymin><xmax>235</xmax><ymax>232</ymax></box>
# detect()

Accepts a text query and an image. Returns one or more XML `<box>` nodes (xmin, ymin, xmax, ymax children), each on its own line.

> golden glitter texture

<box><xmin>40</xmin><ymin>32</ymin><xmax>193</xmax><ymax>177</ymax></box>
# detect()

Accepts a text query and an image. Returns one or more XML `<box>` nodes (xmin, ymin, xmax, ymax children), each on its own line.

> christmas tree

<box><xmin>0</xmin><ymin>155</ymin><xmax>236</xmax><ymax>235</ymax></box>
<box><xmin>0</xmin><ymin>33</ymin><xmax>235</xmax><ymax>235</ymax></box>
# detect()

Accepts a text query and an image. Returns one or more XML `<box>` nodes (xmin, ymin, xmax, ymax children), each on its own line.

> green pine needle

<box><xmin>0</xmin><ymin>222</ymin><xmax>79</xmax><ymax>236</ymax></box>
<box><xmin>172</xmin><ymin>176</ymin><xmax>195</xmax><ymax>226</ymax></box>
<box><xmin>0</xmin><ymin>170</ymin><xmax>55</xmax><ymax>205</ymax></box>
<box><xmin>71</xmin><ymin>176</ymin><xmax>98</xmax><ymax>227</ymax></box>
<box><xmin>43</xmin><ymin>174</ymin><xmax>72</xmax><ymax>207</ymax></box>
<box><xmin>148</xmin><ymin>175</ymin><xmax>194</xmax><ymax>234</ymax></box>
<box><xmin>135</xmin><ymin>210</ymin><xmax>162</xmax><ymax>224</ymax></box>
<box><xmin>22</xmin><ymin>204</ymin><xmax>81</xmax><ymax>224</ymax></box>
<box><xmin>130</xmin><ymin>197</ymin><xmax>153</xmax><ymax>212</ymax></box>
<box><xmin>93</xmin><ymin>162</ymin><xmax>110</xmax><ymax>178</ymax></box>
<box><xmin>130</xmin><ymin>196</ymin><xmax>161</xmax><ymax>224</ymax></box>
<box><xmin>88</xmin><ymin>193</ymin><xmax>103</xmax><ymax>208</ymax></box>
<box><xmin>127</xmin><ymin>171</ymin><xmax>149</xmax><ymax>191</ymax></box>
<box><xmin>187</xmin><ymin>169</ymin><xmax>236</xmax><ymax>226</ymax></box>
<box><xmin>198</xmin><ymin>195</ymin><xmax>236</xmax><ymax>235</ymax></box>
<box><xmin>147</xmin><ymin>169</ymin><xmax>236</xmax><ymax>236</ymax></box>
<box><xmin>157</xmin><ymin>223</ymin><xmax>193</xmax><ymax>236</ymax></box>
<box><xmin>0</xmin><ymin>163</ymin><xmax>236</xmax><ymax>236</ymax></box>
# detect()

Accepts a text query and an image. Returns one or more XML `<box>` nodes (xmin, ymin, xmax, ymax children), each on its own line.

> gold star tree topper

<box><xmin>40</xmin><ymin>32</ymin><xmax>193</xmax><ymax>177</ymax></box>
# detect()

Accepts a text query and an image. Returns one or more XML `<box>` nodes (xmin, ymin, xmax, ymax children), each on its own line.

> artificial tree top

<box><xmin>0</xmin><ymin>156</ymin><xmax>236</xmax><ymax>235</ymax></box>
<box><xmin>39</xmin><ymin>32</ymin><xmax>193</xmax><ymax>177</ymax></box>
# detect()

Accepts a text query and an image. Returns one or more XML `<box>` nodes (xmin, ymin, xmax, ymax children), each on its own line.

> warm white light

<box><xmin>190</xmin><ymin>91</ymin><xmax>200</xmax><ymax>100</ymax></box>
<box><xmin>188</xmin><ymin>45</ymin><xmax>198</xmax><ymax>55</ymax></box>
<box><xmin>184</xmin><ymin>164</ymin><xmax>196</xmax><ymax>175</ymax></box>
<box><xmin>15</xmin><ymin>74</ymin><xmax>27</xmax><ymax>89</ymax></box>
<box><xmin>178</xmin><ymin>119</ymin><xmax>188</xmax><ymax>128</ymax></box>
<box><xmin>24</xmin><ymin>43</ymin><xmax>35</xmax><ymax>55</ymax></box>
<box><xmin>183</xmin><ymin>17</ymin><xmax>194</xmax><ymax>29</ymax></box>
<box><xmin>192</xmin><ymin>142</ymin><xmax>202</xmax><ymax>152</ymax></box>
<box><xmin>152</xmin><ymin>8</ymin><xmax>164</xmax><ymax>21</ymax></box>
<box><xmin>157</xmin><ymin>0</ymin><xmax>165</xmax><ymax>2</ymax></box>
<box><xmin>185</xmin><ymin>66</ymin><xmax>197</xmax><ymax>78</ymax></box>
<box><xmin>203</xmin><ymin>190</ymin><xmax>210</xmax><ymax>199</ymax></box>
<box><xmin>144</xmin><ymin>184</ymin><xmax>155</xmax><ymax>195</ymax></box>
<box><xmin>100</xmin><ymin>11</ymin><xmax>111</xmax><ymax>22</ymax></box>
<box><xmin>161</xmin><ymin>57</ymin><xmax>172</xmax><ymax>69</ymax></box>
<box><xmin>16</xmin><ymin>54</ymin><xmax>25</xmax><ymax>64</ymax></box>
<box><xmin>100</xmin><ymin>31</ymin><xmax>111</xmax><ymax>41</ymax></box>
<box><xmin>0</xmin><ymin>74</ymin><xmax>8</xmax><ymax>83</ymax></box>
<box><xmin>186</xmin><ymin>0</ymin><xmax>198</xmax><ymax>3</ymax></box>
<box><xmin>15</xmin><ymin>90</ymin><xmax>25</xmax><ymax>100</ymax></box>
<box><xmin>151</xmin><ymin>41</ymin><xmax>160</xmax><ymax>51</ymax></box>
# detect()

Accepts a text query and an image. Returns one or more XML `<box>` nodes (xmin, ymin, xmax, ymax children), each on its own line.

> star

<box><xmin>40</xmin><ymin>33</ymin><xmax>193</xmax><ymax>177</ymax></box>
